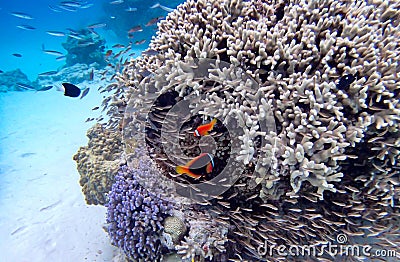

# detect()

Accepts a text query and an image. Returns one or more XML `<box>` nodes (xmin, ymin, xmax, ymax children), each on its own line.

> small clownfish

<box><xmin>175</xmin><ymin>153</ymin><xmax>214</xmax><ymax>179</ymax></box>
<box><xmin>194</xmin><ymin>118</ymin><xmax>217</xmax><ymax>137</ymax></box>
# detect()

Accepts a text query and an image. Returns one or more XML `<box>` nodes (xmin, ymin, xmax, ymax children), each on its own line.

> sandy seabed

<box><xmin>0</xmin><ymin>83</ymin><xmax>118</xmax><ymax>261</ymax></box>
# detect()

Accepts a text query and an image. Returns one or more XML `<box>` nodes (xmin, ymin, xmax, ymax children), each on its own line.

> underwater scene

<box><xmin>0</xmin><ymin>0</ymin><xmax>399</xmax><ymax>261</ymax></box>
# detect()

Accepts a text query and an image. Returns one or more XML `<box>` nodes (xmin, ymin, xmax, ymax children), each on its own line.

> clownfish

<box><xmin>194</xmin><ymin>118</ymin><xmax>217</xmax><ymax>137</ymax></box>
<box><xmin>175</xmin><ymin>153</ymin><xmax>214</xmax><ymax>179</ymax></box>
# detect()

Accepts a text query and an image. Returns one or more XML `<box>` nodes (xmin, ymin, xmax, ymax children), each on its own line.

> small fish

<box><xmin>56</xmin><ymin>55</ymin><xmax>66</xmax><ymax>61</ymax></box>
<box><xmin>145</xmin><ymin>16</ymin><xmax>164</xmax><ymax>26</ymax></box>
<box><xmin>85</xmin><ymin>117</ymin><xmax>95</xmax><ymax>122</ymax></box>
<box><xmin>89</xmin><ymin>68</ymin><xmax>94</xmax><ymax>80</ymax></box>
<box><xmin>0</xmin><ymin>70</ymin><xmax>3</xmax><ymax>74</ymax></box>
<box><xmin>48</xmin><ymin>5</ymin><xmax>62</xmax><ymax>12</ymax></box>
<box><xmin>142</xmin><ymin>49</ymin><xmax>159</xmax><ymax>56</ymax></box>
<box><xmin>16</xmin><ymin>82</ymin><xmax>36</xmax><ymax>90</ymax></box>
<box><xmin>11</xmin><ymin>12</ymin><xmax>34</xmax><ymax>19</ymax></box>
<box><xmin>135</xmin><ymin>39</ymin><xmax>146</xmax><ymax>45</ymax></box>
<box><xmin>58</xmin><ymin>4</ymin><xmax>78</xmax><ymax>12</ymax></box>
<box><xmin>87</xmin><ymin>23</ymin><xmax>107</xmax><ymax>29</ymax></box>
<box><xmin>128</xmin><ymin>25</ymin><xmax>143</xmax><ymax>33</ymax></box>
<box><xmin>60</xmin><ymin>83</ymin><xmax>81</xmax><ymax>97</ymax></box>
<box><xmin>125</xmin><ymin>7</ymin><xmax>137</xmax><ymax>12</ymax></box>
<box><xmin>105</xmin><ymin>50</ymin><xmax>113</xmax><ymax>57</ymax></box>
<box><xmin>12</xmin><ymin>53</ymin><xmax>22</xmax><ymax>57</ymax></box>
<box><xmin>194</xmin><ymin>118</ymin><xmax>217</xmax><ymax>136</ymax></box>
<box><xmin>46</xmin><ymin>31</ymin><xmax>65</xmax><ymax>37</ymax></box>
<box><xmin>150</xmin><ymin>3</ymin><xmax>174</xmax><ymax>12</ymax></box>
<box><xmin>43</xmin><ymin>50</ymin><xmax>64</xmax><ymax>56</ymax></box>
<box><xmin>336</xmin><ymin>74</ymin><xmax>356</xmax><ymax>90</ymax></box>
<box><xmin>112</xmin><ymin>44</ymin><xmax>125</xmax><ymax>48</ymax></box>
<box><xmin>175</xmin><ymin>153</ymin><xmax>214</xmax><ymax>179</ymax></box>
<box><xmin>92</xmin><ymin>106</ymin><xmax>99</xmax><ymax>110</ymax></box>
<box><xmin>16</xmin><ymin>25</ymin><xmax>36</xmax><ymax>30</ymax></box>
<box><xmin>80</xmin><ymin>87</ymin><xmax>90</xmax><ymax>99</ymax></box>
<box><xmin>60</xmin><ymin>1</ymin><xmax>82</xmax><ymax>8</ymax></box>
<box><xmin>38</xmin><ymin>70</ymin><xmax>58</xmax><ymax>76</ymax></box>
<box><xmin>37</xmin><ymin>85</ymin><xmax>53</xmax><ymax>91</ymax></box>
<box><xmin>109</xmin><ymin>0</ymin><xmax>124</xmax><ymax>5</ymax></box>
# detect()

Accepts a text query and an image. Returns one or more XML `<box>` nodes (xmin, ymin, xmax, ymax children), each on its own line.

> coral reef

<box><xmin>0</xmin><ymin>69</ymin><xmax>39</xmax><ymax>92</ymax></box>
<box><xmin>106</xmin><ymin>163</ymin><xmax>174</xmax><ymax>261</ymax></box>
<box><xmin>77</xmin><ymin>0</ymin><xmax>400</xmax><ymax>261</ymax></box>
<box><xmin>36</xmin><ymin>63</ymin><xmax>98</xmax><ymax>87</ymax></box>
<box><xmin>73</xmin><ymin>124</ymin><xmax>123</xmax><ymax>205</ymax></box>
<box><xmin>62</xmin><ymin>29</ymin><xmax>107</xmax><ymax>67</ymax></box>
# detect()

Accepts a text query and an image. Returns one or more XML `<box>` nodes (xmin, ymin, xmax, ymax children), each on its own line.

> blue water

<box><xmin>0</xmin><ymin>0</ymin><xmax>182</xmax><ymax>261</ymax></box>
<box><xmin>0</xmin><ymin>0</ymin><xmax>181</xmax><ymax>80</ymax></box>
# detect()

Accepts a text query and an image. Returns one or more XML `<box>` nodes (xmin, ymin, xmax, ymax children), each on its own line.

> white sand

<box><xmin>0</xmin><ymin>83</ymin><xmax>118</xmax><ymax>261</ymax></box>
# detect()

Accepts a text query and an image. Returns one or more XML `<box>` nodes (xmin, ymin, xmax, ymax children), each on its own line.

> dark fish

<box><xmin>11</xmin><ymin>12</ymin><xmax>33</xmax><ymax>19</ymax></box>
<box><xmin>17</xmin><ymin>25</ymin><xmax>36</xmax><ymax>30</ymax></box>
<box><xmin>128</xmin><ymin>25</ymin><xmax>143</xmax><ymax>33</ymax></box>
<box><xmin>0</xmin><ymin>70</ymin><xmax>3</xmax><ymax>73</ymax></box>
<box><xmin>37</xmin><ymin>85</ymin><xmax>53</xmax><ymax>91</ymax></box>
<box><xmin>62</xmin><ymin>83</ymin><xmax>81</xmax><ymax>97</ymax></box>
<box><xmin>80</xmin><ymin>87</ymin><xmax>90</xmax><ymax>99</ymax></box>
<box><xmin>85</xmin><ymin>117</ymin><xmax>95</xmax><ymax>122</ymax></box>
<box><xmin>92</xmin><ymin>106</ymin><xmax>99</xmax><ymax>110</ymax></box>
<box><xmin>336</xmin><ymin>74</ymin><xmax>356</xmax><ymax>90</ymax></box>
<box><xmin>175</xmin><ymin>153</ymin><xmax>214</xmax><ymax>179</ymax></box>
<box><xmin>145</xmin><ymin>16</ymin><xmax>164</xmax><ymax>26</ymax></box>
<box><xmin>12</xmin><ymin>53</ymin><xmax>22</xmax><ymax>57</ymax></box>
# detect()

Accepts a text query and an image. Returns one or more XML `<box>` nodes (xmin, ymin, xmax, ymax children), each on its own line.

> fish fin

<box><xmin>211</xmin><ymin>118</ymin><xmax>217</xmax><ymax>125</ymax></box>
<box><xmin>176</xmin><ymin>165</ymin><xmax>201</xmax><ymax>179</ymax></box>
<box><xmin>186</xmin><ymin>172</ymin><xmax>202</xmax><ymax>179</ymax></box>
<box><xmin>175</xmin><ymin>165</ymin><xmax>188</xmax><ymax>175</ymax></box>
<box><xmin>206</xmin><ymin>162</ymin><xmax>213</xmax><ymax>173</ymax></box>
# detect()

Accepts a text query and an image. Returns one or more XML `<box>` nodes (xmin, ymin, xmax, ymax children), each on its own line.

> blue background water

<box><xmin>0</xmin><ymin>0</ymin><xmax>181</xmax><ymax>81</ymax></box>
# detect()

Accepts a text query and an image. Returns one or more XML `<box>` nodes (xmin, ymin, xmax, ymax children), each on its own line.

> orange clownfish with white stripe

<box><xmin>175</xmin><ymin>153</ymin><xmax>214</xmax><ymax>179</ymax></box>
<box><xmin>194</xmin><ymin>118</ymin><xmax>217</xmax><ymax>137</ymax></box>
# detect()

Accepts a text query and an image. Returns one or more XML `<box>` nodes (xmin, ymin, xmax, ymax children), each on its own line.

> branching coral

<box><xmin>77</xmin><ymin>0</ymin><xmax>400</xmax><ymax>260</ymax></box>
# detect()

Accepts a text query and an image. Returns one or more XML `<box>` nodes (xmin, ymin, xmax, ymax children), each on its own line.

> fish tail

<box><xmin>175</xmin><ymin>165</ymin><xmax>201</xmax><ymax>179</ymax></box>
<box><xmin>211</xmin><ymin>118</ymin><xmax>217</xmax><ymax>125</ymax></box>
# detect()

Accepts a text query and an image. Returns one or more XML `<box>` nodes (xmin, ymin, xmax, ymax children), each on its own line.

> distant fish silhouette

<box><xmin>12</xmin><ymin>53</ymin><xmax>22</xmax><ymax>57</ymax></box>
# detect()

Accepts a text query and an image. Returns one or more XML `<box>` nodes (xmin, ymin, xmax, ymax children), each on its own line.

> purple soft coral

<box><xmin>106</xmin><ymin>163</ymin><xmax>173</xmax><ymax>261</ymax></box>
